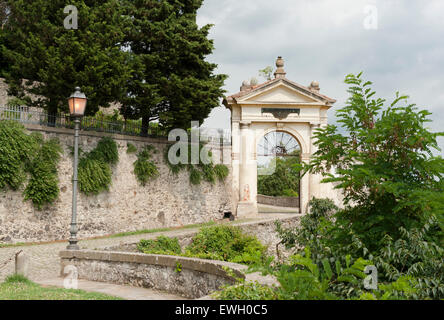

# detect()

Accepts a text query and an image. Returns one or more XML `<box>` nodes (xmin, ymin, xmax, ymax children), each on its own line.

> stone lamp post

<box><xmin>67</xmin><ymin>87</ymin><xmax>87</xmax><ymax>250</ymax></box>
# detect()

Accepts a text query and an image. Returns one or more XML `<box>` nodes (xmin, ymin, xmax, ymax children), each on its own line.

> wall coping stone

<box><xmin>60</xmin><ymin>249</ymin><xmax>247</xmax><ymax>281</ymax></box>
<box><xmin>24</xmin><ymin>123</ymin><xmax>172</xmax><ymax>145</ymax></box>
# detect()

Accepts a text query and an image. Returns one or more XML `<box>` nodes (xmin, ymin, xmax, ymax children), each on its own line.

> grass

<box><xmin>108</xmin><ymin>221</ymin><xmax>219</xmax><ymax>238</ymax></box>
<box><xmin>0</xmin><ymin>275</ymin><xmax>121</xmax><ymax>300</ymax></box>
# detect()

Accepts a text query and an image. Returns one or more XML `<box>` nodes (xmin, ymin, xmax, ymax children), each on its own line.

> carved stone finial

<box><xmin>309</xmin><ymin>80</ymin><xmax>320</xmax><ymax>92</ymax></box>
<box><xmin>274</xmin><ymin>56</ymin><xmax>286</xmax><ymax>79</ymax></box>
<box><xmin>240</xmin><ymin>80</ymin><xmax>250</xmax><ymax>91</ymax></box>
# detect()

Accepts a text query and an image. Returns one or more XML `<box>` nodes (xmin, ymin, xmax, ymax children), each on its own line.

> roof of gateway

<box><xmin>223</xmin><ymin>57</ymin><xmax>336</xmax><ymax>106</ymax></box>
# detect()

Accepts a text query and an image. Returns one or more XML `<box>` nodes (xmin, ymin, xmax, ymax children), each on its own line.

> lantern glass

<box><xmin>68</xmin><ymin>87</ymin><xmax>87</xmax><ymax>117</ymax></box>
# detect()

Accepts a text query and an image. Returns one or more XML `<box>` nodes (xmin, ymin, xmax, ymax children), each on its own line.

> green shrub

<box><xmin>200</xmin><ymin>163</ymin><xmax>216</xmax><ymax>184</ymax></box>
<box><xmin>164</xmin><ymin>143</ymin><xmax>228</xmax><ymax>185</ymax></box>
<box><xmin>214</xmin><ymin>164</ymin><xmax>229</xmax><ymax>181</ymax></box>
<box><xmin>189</xmin><ymin>167</ymin><xmax>201</xmax><ymax>185</ymax></box>
<box><xmin>0</xmin><ymin>121</ymin><xmax>39</xmax><ymax>190</ymax></box>
<box><xmin>78</xmin><ymin>137</ymin><xmax>118</xmax><ymax>195</ymax></box>
<box><xmin>136</xmin><ymin>225</ymin><xmax>266</xmax><ymax>266</ymax></box>
<box><xmin>88</xmin><ymin>136</ymin><xmax>119</xmax><ymax>165</ymax></box>
<box><xmin>24</xmin><ymin>138</ymin><xmax>62</xmax><ymax>209</ymax></box>
<box><xmin>185</xmin><ymin>225</ymin><xmax>267</xmax><ymax>265</ymax></box>
<box><xmin>126</xmin><ymin>143</ymin><xmax>137</xmax><ymax>154</ymax></box>
<box><xmin>137</xmin><ymin>236</ymin><xmax>181</xmax><ymax>255</ymax></box>
<box><xmin>78</xmin><ymin>158</ymin><xmax>112</xmax><ymax>195</ymax></box>
<box><xmin>133</xmin><ymin>145</ymin><xmax>159</xmax><ymax>186</ymax></box>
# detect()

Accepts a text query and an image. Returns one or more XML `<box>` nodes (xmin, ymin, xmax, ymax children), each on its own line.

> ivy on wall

<box><xmin>24</xmin><ymin>137</ymin><xmax>62</xmax><ymax>209</ymax></box>
<box><xmin>78</xmin><ymin>137</ymin><xmax>118</xmax><ymax>195</ymax></box>
<box><xmin>0</xmin><ymin>121</ymin><xmax>62</xmax><ymax>209</ymax></box>
<box><xmin>133</xmin><ymin>145</ymin><xmax>159</xmax><ymax>186</ymax></box>
<box><xmin>164</xmin><ymin>143</ymin><xmax>229</xmax><ymax>185</ymax></box>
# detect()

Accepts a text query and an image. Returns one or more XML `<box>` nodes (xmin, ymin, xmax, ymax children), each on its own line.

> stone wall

<box><xmin>60</xmin><ymin>249</ymin><xmax>276</xmax><ymax>299</ymax></box>
<box><xmin>0</xmin><ymin>124</ymin><xmax>233</xmax><ymax>244</ymax></box>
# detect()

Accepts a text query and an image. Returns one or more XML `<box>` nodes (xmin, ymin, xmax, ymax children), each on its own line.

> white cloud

<box><xmin>199</xmin><ymin>0</ymin><xmax>444</xmax><ymax>155</ymax></box>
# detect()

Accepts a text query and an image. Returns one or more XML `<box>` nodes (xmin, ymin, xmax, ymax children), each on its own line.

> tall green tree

<box><xmin>306</xmin><ymin>72</ymin><xmax>444</xmax><ymax>248</ymax></box>
<box><xmin>1</xmin><ymin>0</ymin><xmax>131</xmax><ymax>121</ymax></box>
<box><xmin>0</xmin><ymin>0</ymin><xmax>8</xmax><ymax>77</ymax></box>
<box><xmin>121</xmin><ymin>0</ymin><xmax>227</xmax><ymax>135</ymax></box>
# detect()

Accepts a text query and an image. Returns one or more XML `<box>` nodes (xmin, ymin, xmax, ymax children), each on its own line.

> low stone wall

<box><xmin>257</xmin><ymin>194</ymin><xmax>300</xmax><ymax>208</ymax></box>
<box><xmin>60</xmin><ymin>250</ymin><xmax>249</xmax><ymax>299</ymax></box>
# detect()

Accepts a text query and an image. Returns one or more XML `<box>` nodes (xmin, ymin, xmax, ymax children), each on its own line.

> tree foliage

<box><xmin>306</xmin><ymin>72</ymin><xmax>444</xmax><ymax>247</ymax></box>
<box><xmin>258</xmin><ymin>154</ymin><xmax>301</xmax><ymax>197</ymax></box>
<box><xmin>120</xmin><ymin>0</ymin><xmax>227</xmax><ymax>134</ymax></box>
<box><xmin>1</xmin><ymin>0</ymin><xmax>131</xmax><ymax>117</ymax></box>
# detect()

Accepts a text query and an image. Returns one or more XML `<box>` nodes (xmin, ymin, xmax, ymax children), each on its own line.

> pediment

<box><xmin>237</xmin><ymin>81</ymin><xmax>323</xmax><ymax>105</ymax></box>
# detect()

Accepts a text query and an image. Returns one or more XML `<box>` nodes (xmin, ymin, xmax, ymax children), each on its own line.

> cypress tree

<box><xmin>121</xmin><ymin>0</ymin><xmax>227</xmax><ymax>135</ymax></box>
<box><xmin>1</xmin><ymin>0</ymin><xmax>131</xmax><ymax>122</ymax></box>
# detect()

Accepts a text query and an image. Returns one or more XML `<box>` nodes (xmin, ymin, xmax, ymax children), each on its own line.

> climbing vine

<box><xmin>164</xmin><ymin>143</ymin><xmax>229</xmax><ymax>185</ymax></box>
<box><xmin>0</xmin><ymin>121</ymin><xmax>62</xmax><ymax>209</ymax></box>
<box><xmin>78</xmin><ymin>137</ymin><xmax>118</xmax><ymax>195</ymax></box>
<box><xmin>133</xmin><ymin>145</ymin><xmax>159</xmax><ymax>186</ymax></box>
<box><xmin>0</xmin><ymin>121</ymin><xmax>39</xmax><ymax>190</ymax></box>
<box><xmin>24</xmin><ymin>138</ymin><xmax>62</xmax><ymax>209</ymax></box>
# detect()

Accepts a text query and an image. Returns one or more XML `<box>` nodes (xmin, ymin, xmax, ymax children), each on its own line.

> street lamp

<box><xmin>67</xmin><ymin>87</ymin><xmax>87</xmax><ymax>250</ymax></box>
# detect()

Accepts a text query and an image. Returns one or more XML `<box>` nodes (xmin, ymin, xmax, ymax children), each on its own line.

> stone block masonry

<box><xmin>0</xmin><ymin>124</ymin><xmax>233</xmax><ymax>243</ymax></box>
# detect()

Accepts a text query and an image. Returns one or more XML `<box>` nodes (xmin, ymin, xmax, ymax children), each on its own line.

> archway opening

<box><xmin>257</xmin><ymin>131</ymin><xmax>302</xmax><ymax>212</ymax></box>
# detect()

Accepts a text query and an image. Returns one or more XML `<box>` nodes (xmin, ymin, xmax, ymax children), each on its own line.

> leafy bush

<box><xmin>185</xmin><ymin>225</ymin><xmax>267</xmax><ymax>265</ymax></box>
<box><xmin>133</xmin><ymin>145</ymin><xmax>159</xmax><ymax>186</ymax></box>
<box><xmin>88</xmin><ymin>136</ymin><xmax>119</xmax><ymax>165</ymax></box>
<box><xmin>136</xmin><ymin>225</ymin><xmax>266</xmax><ymax>265</ymax></box>
<box><xmin>189</xmin><ymin>167</ymin><xmax>202</xmax><ymax>185</ymax></box>
<box><xmin>275</xmin><ymin>197</ymin><xmax>337</xmax><ymax>259</ymax></box>
<box><xmin>374</xmin><ymin>217</ymin><xmax>444</xmax><ymax>299</ymax></box>
<box><xmin>78</xmin><ymin>158</ymin><xmax>112</xmax><ymax>195</ymax></box>
<box><xmin>126</xmin><ymin>143</ymin><xmax>137</xmax><ymax>154</ymax></box>
<box><xmin>78</xmin><ymin>137</ymin><xmax>118</xmax><ymax>195</ymax></box>
<box><xmin>215</xmin><ymin>247</ymin><xmax>417</xmax><ymax>300</ymax></box>
<box><xmin>0</xmin><ymin>121</ymin><xmax>62</xmax><ymax>208</ymax></box>
<box><xmin>137</xmin><ymin>236</ymin><xmax>181</xmax><ymax>255</ymax></box>
<box><xmin>0</xmin><ymin>121</ymin><xmax>39</xmax><ymax>190</ymax></box>
<box><xmin>214</xmin><ymin>164</ymin><xmax>229</xmax><ymax>181</ymax></box>
<box><xmin>306</xmin><ymin>72</ymin><xmax>444</xmax><ymax>249</ymax></box>
<box><xmin>24</xmin><ymin>138</ymin><xmax>62</xmax><ymax>209</ymax></box>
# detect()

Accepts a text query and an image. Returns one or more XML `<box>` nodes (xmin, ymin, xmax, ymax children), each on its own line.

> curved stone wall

<box><xmin>60</xmin><ymin>250</ymin><xmax>250</xmax><ymax>299</ymax></box>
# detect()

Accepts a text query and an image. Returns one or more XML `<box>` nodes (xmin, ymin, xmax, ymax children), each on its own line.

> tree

<box><xmin>0</xmin><ymin>1</ymin><xmax>8</xmax><ymax>77</ymax></box>
<box><xmin>306</xmin><ymin>72</ymin><xmax>444</xmax><ymax>249</ymax></box>
<box><xmin>258</xmin><ymin>152</ymin><xmax>301</xmax><ymax>197</ymax></box>
<box><xmin>1</xmin><ymin>0</ymin><xmax>131</xmax><ymax>122</ymax></box>
<box><xmin>121</xmin><ymin>0</ymin><xmax>227</xmax><ymax>135</ymax></box>
<box><xmin>259</xmin><ymin>66</ymin><xmax>273</xmax><ymax>81</ymax></box>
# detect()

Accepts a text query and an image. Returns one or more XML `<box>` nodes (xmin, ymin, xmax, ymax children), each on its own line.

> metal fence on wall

<box><xmin>0</xmin><ymin>105</ymin><xmax>231</xmax><ymax>145</ymax></box>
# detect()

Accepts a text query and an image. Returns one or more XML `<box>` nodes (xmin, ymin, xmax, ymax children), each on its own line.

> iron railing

<box><xmin>0</xmin><ymin>106</ymin><xmax>231</xmax><ymax>144</ymax></box>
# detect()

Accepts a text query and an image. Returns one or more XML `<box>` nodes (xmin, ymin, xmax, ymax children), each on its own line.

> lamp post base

<box><xmin>67</xmin><ymin>241</ymin><xmax>80</xmax><ymax>250</ymax></box>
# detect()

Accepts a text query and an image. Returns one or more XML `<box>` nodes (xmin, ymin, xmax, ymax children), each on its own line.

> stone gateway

<box><xmin>223</xmin><ymin>56</ymin><xmax>341</xmax><ymax>217</ymax></box>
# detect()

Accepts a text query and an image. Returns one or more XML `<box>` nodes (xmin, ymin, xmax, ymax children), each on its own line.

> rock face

<box><xmin>0</xmin><ymin>125</ymin><xmax>233</xmax><ymax>243</ymax></box>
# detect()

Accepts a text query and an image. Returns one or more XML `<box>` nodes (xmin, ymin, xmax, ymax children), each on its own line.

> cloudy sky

<box><xmin>197</xmin><ymin>0</ymin><xmax>444</xmax><ymax>155</ymax></box>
